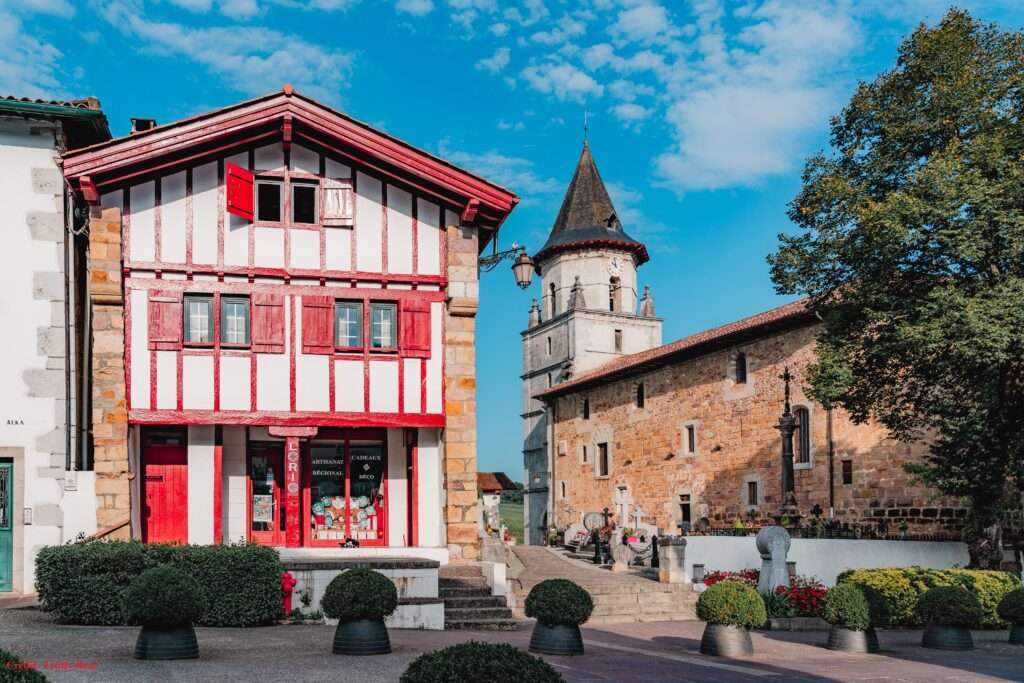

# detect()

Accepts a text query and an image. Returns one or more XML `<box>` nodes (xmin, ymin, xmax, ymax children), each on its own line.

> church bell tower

<box><xmin>521</xmin><ymin>142</ymin><xmax>661</xmax><ymax>545</ymax></box>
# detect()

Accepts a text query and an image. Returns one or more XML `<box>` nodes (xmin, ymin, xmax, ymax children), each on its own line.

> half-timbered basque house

<box><xmin>61</xmin><ymin>87</ymin><xmax>517</xmax><ymax>562</ymax></box>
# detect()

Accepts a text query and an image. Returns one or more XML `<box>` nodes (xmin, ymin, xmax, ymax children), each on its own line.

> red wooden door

<box><xmin>248</xmin><ymin>444</ymin><xmax>285</xmax><ymax>546</ymax></box>
<box><xmin>142</xmin><ymin>444</ymin><xmax>188</xmax><ymax>544</ymax></box>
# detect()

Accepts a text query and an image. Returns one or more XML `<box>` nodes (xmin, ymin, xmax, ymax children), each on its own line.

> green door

<box><xmin>0</xmin><ymin>459</ymin><xmax>12</xmax><ymax>591</ymax></box>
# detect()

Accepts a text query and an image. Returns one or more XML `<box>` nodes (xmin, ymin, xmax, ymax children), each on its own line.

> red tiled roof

<box><xmin>538</xmin><ymin>298</ymin><xmax>813</xmax><ymax>399</ymax></box>
<box><xmin>478</xmin><ymin>472</ymin><xmax>517</xmax><ymax>493</ymax></box>
<box><xmin>1</xmin><ymin>95</ymin><xmax>102</xmax><ymax>110</ymax></box>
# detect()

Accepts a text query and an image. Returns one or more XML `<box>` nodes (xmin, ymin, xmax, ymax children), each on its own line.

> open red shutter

<box><xmin>251</xmin><ymin>293</ymin><xmax>285</xmax><ymax>353</ymax></box>
<box><xmin>148</xmin><ymin>290</ymin><xmax>182</xmax><ymax>350</ymax></box>
<box><xmin>226</xmin><ymin>162</ymin><xmax>254</xmax><ymax>221</ymax></box>
<box><xmin>400</xmin><ymin>300</ymin><xmax>431</xmax><ymax>358</ymax></box>
<box><xmin>301</xmin><ymin>296</ymin><xmax>333</xmax><ymax>354</ymax></box>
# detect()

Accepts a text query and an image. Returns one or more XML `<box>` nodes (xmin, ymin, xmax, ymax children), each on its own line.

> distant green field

<box><xmin>499</xmin><ymin>502</ymin><xmax>524</xmax><ymax>544</ymax></box>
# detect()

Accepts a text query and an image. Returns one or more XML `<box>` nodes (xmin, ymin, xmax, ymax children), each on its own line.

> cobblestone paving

<box><xmin>3</xmin><ymin>607</ymin><xmax>1021</xmax><ymax>682</ymax></box>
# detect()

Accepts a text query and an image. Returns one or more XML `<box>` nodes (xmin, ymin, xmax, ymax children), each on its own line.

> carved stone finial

<box><xmin>528</xmin><ymin>298</ymin><xmax>541</xmax><ymax>328</ymax></box>
<box><xmin>639</xmin><ymin>284</ymin><xmax>656</xmax><ymax>317</ymax></box>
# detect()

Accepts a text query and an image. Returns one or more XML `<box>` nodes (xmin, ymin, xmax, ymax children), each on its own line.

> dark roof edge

<box><xmin>537</xmin><ymin>303</ymin><xmax>815</xmax><ymax>399</ymax></box>
<box><xmin>0</xmin><ymin>98</ymin><xmax>110</xmax><ymax>142</ymax></box>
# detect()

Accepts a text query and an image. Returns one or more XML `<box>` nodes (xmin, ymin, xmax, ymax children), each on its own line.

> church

<box><xmin>521</xmin><ymin>144</ymin><xmax>966</xmax><ymax>545</ymax></box>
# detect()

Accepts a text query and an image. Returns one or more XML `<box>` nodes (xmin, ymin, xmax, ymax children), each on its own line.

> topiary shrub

<box><xmin>837</xmin><ymin>566</ymin><xmax>1020</xmax><ymax>628</ymax></box>
<box><xmin>400</xmin><ymin>641</ymin><xmax>563</xmax><ymax>683</ymax></box>
<box><xmin>997</xmin><ymin>588</ymin><xmax>1024</xmax><ymax>625</ymax></box>
<box><xmin>821</xmin><ymin>584</ymin><xmax>871</xmax><ymax>631</ymax></box>
<box><xmin>524</xmin><ymin>579</ymin><xmax>594</xmax><ymax>626</ymax></box>
<box><xmin>696</xmin><ymin>580</ymin><xmax>767</xmax><ymax>628</ymax></box>
<box><xmin>321</xmin><ymin>568</ymin><xmax>398</xmax><ymax>622</ymax></box>
<box><xmin>917</xmin><ymin>586</ymin><xmax>984</xmax><ymax>627</ymax></box>
<box><xmin>125</xmin><ymin>564</ymin><xmax>205</xmax><ymax>627</ymax></box>
<box><xmin>35</xmin><ymin>540</ymin><xmax>282</xmax><ymax>627</ymax></box>
<box><xmin>0</xmin><ymin>649</ymin><xmax>48</xmax><ymax>682</ymax></box>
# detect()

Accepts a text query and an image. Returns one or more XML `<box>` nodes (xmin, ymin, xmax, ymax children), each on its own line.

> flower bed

<box><xmin>703</xmin><ymin>569</ymin><xmax>759</xmax><ymax>587</ymax></box>
<box><xmin>703</xmin><ymin>569</ymin><xmax>826</xmax><ymax>618</ymax></box>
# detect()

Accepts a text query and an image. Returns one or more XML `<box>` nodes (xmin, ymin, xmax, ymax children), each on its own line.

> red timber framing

<box><xmin>62</xmin><ymin>86</ymin><xmax>519</xmax><ymax>238</ymax></box>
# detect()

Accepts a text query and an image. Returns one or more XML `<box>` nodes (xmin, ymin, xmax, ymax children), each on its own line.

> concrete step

<box><xmin>444</xmin><ymin>618</ymin><xmax>523</xmax><ymax>631</ymax></box>
<box><xmin>439</xmin><ymin>565</ymin><xmax>484</xmax><ymax>578</ymax></box>
<box><xmin>445</xmin><ymin>607</ymin><xmax>515</xmax><ymax>620</ymax></box>
<box><xmin>439</xmin><ymin>586</ymin><xmax>491</xmax><ymax>598</ymax></box>
<box><xmin>442</xmin><ymin>595</ymin><xmax>509</xmax><ymax>609</ymax></box>
<box><xmin>439</xmin><ymin>576</ymin><xmax>489</xmax><ymax>589</ymax></box>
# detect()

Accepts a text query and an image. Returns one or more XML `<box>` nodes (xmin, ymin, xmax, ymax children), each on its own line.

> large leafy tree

<box><xmin>769</xmin><ymin>9</ymin><xmax>1024</xmax><ymax>565</ymax></box>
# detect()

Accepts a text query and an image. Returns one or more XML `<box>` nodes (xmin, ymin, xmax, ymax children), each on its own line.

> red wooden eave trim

<box><xmin>62</xmin><ymin>90</ymin><xmax>518</xmax><ymax>226</ymax></box>
<box><xmin>129</xmin><ymin>409</ymin><xmax>445</xmax><ymax>429</ymax></box>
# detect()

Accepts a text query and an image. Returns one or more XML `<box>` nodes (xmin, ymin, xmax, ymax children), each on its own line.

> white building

<box><xmin>521</xmin><ymin>143</ymin><xmax>661</xmax><ymax>544</ymax></box>
<box><xmin>0</xmin><ymin>96</ymin><xmax>110</xmax><ymax>594</ymax></box>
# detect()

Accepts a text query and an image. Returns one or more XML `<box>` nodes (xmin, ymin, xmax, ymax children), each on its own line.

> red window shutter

<box><xmin>301</xmin><ymin>296</ymin><xmax>334</xmax><ymax>354</ymax></box>
<box><xmin>148</xmin><ymin>290</ymin><xmax>183</xmax><ymax>350</ymax></box>
<box><xmin>251</xmin><ymin>293</ymin><xmax>285</xmax><ymax>353</ymax></box>
<box><xmin>400</xmin><ymin>300</ymin><xmax>431</xmax><ymax>358</ymax></box>
<box><xmin>226</xmin><ymin>162</ymin><xmax>254</xmax><ymax>221</ymax></box>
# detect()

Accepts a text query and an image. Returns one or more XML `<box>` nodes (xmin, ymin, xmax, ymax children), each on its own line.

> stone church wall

<box><xmin>549</xmin><ymin>321</ymin><xmax>967</xmax><ymax>535</ymax></box>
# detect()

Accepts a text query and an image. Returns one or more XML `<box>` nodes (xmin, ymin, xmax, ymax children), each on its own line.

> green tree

<box><xmin>769</xmin><ymin>9</ymin><xmax>1024</xmax><ymax>566</ymax></box>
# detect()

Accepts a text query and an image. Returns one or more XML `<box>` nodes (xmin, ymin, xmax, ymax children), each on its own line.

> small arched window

<box><xmin>549</xmin><ymin>283</ymin><xmax>557</xmax><ymax>316</ymax></box>
<box><xmin>794</xmin><ymin>406</ymin><xmax>810</xmax><ymax>464</ymax></box>
<box><xmin>609</xmin><ymin>277</ymin><xmax>620</xmax><ymax>311</ymax></box>
<box><xmin>735</xmin><ymin>352</ymin><xmax>747</xmax><ymax>384</ymax></box>
<box><xmin>636</xmin><ymin>382</ymin><xmax>645</xmax><ymax>408</ymax></box>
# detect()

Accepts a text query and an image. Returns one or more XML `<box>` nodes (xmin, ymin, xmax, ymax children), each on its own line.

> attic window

<box><xmin>256</xmin><ymin>180</ymin><xmax>282</xmax><ymax>222</ymax></box>
<box><xmin>292</xmin><ymin>182</ymin><xmax>318</xmax><ymax>224</ymax></box>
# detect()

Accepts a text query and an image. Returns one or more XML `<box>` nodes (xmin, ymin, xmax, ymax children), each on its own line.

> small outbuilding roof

<box><xmin>478</xmin><ymin>472</ymin><xmax>518</xmax><ymax>493</ymax></box>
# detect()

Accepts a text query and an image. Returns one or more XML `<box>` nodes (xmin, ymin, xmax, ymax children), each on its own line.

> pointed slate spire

<box><xmin>534</xmin><ymin>143</ymin><xmax>649</xmax><ymax>265</ymax></box>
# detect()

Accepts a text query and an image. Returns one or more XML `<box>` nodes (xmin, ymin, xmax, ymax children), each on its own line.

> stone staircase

<box><xmin>509</xmin><ymin>545</ymin><xmax>698</xmax><ymax>625</ymax></box>
<box><xmin>440</xmin><ymin>565</ymin><xmax>521</xmax><ymax>631</ymax></box>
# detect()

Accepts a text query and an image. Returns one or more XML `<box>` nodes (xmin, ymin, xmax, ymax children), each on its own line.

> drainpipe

<box><xmin>826</xmin><ymin>405</ymin><xmax>835</xmax><ymax>516</ymax></box>
<box><xmin>63</xmin><ymin>180</ymin><xmax>73</xmax><ymax>473</ymax></box>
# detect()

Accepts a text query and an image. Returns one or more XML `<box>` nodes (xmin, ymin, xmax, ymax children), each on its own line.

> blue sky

<box><xmin>6</xmin><ymin>0</ymin><xmax>1024</xmax><ymax>477</ymax></box>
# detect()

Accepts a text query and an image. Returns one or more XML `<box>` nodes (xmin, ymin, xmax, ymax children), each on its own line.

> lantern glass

<box><xmin>512</xmin><ymin>253</ymin><xmax>534</xmax><ymax>289</ymax></box>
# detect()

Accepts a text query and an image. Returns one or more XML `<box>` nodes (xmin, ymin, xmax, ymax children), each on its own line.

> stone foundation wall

<box><xmin>550</xmin><ymin>322</ymin><xmax>966</xmax><ymax>535</ymax></box>
<box><xmin>443</xmin><ymin>217</ymin><xmax>481</xmax><ymax>561</ymax></box>
<box><xmin>88</xmin><ymin>207</ymin><xmax>130</xmax><ymax>535</ymax></box>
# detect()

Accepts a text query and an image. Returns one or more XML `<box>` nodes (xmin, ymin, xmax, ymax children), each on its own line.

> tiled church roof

<box><xmin>537</xmin><ymin>298</ymin><xmax>813</xmax><ymax>399</ymax></box>
<box><xmin>534</xmin><ymin>143</ymin><xmax>648</xmax><ymax>264</ymax></box>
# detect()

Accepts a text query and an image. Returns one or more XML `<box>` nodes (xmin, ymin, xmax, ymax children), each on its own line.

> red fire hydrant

<box><xmin>281</xmin><ymin>571</ymin><xmax>298</xmax><ymax>616</ymax></box>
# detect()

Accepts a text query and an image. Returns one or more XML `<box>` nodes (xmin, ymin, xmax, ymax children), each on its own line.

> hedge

<box><xmin>836</xmin><ymin>566</ymin><xmax>1021</xmax><ymax>628</ymax></box>
<box><xmin>36</xmin><ymin>540</ymin><xmax>282</xmax><ymax>627</ymax></box>
<box><xmin>125</xmin><ymin>565</ymin><xmax>205</xmax><ymax>627</ymax></box>
<box><xmin>0</xmin><ymin>649</ymin><xmax>48</xmax><ymax>682</ymax></box>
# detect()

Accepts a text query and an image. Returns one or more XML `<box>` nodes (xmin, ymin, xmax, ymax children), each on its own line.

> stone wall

<box><xmin>549</xmin><ymin>321</ymin><xmax>966</xmax><ymax>535</ymax></box>
<box><xmin>443</xmin><ymin>216</ymin><xmax>481</xmax><ymax>561</ymax></box>
<box><xmin>88</xmin><ymin>207</ymin><xmax>131</xmax><ymax>535</ymax></box>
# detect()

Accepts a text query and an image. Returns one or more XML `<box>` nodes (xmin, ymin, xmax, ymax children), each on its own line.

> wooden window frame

<box><xmin>334</xmin><ymin>300</ymin><xmax>364</xmax><ymax>351</ymax></box>
<box><xmin>794</xmin><ymin>406</ymin><xmax>812</xmax><ymax>467</ymax></box>
<box><xmin>219</xmin><ymin>295</ymin><xmax>251</xmax><ymax>348</ymax></box>
<box><xmin>747</xmin><ymin>480</ymin><xmax>759</xmax><ymax>506</ymax></box>
<box><xmin>291</xmin><ymin>179</ymin><xmax>319</xmax><ymax>225</ymax></box>
<box><xmin>183</xmin><ymin>294</ymin><xmax>214</xmax><ymax>347</ymax></box>
<box><xmin>255</xmin><ymin>178</ymin><xmax>284</xmax><ymax>224</ymax></box>
<box><xmin>369</xmin><ymin>302</ymin><xmax>398</xmax><ymax>353</ymax></box>
<box><xmin>841</xmin><ymin>459</ymin><xmax>853</xmax><ymax>485</ymax></box>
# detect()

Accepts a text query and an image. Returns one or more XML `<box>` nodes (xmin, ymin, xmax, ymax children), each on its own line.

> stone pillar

<box><xmin>756</xmin><ymin>525</ymin><xmax>791</xmax><ymax>594</ymax></box>
<box><xmin>88</xmin><ymin>207</ymin><xmax>131</xmax><ymax>537</ymax></box>
<box><xmin>443</xmin><ymin>219</ymin><xmax>481</xmax><ymax>562</ymax></box>
<box><xmin>658</xmin><ymin>536</ymin><xmax>688</xmax><ymax>584</ymax></box>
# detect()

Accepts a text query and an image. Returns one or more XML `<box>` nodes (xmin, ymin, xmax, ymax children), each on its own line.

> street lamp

<box><xmin>479</xmin><ymin>240</ymin><xmax>535</xmax><ymax>289</ymax></box>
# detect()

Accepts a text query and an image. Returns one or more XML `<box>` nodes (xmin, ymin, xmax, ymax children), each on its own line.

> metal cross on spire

<box><xmin>583</xmin><ymin>110</ymin><xmax>589</xmax><ymax>145</ymax></box>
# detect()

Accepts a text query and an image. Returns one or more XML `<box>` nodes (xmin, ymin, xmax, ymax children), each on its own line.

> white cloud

<box><xmin>530</xmin><ymin>15</ymin><xmax>586</xmax><ymax>45</ymax></box>
<box><xmin>221</xmin><ymin>0</ymin><xmax>259</xmax><ymax>19</ymax></box>
<box><xmin>610</xmin><ymin>102</ymin><xmax>651</xmax><ymax>122</ymax></box>
<box><xmin>395</xmin><ymin>0</ymin><xmax>434</xmax><ymax>16</ymax></box>
<box><xmin>605</xmin><ymin>180</ymin><xmax>677</xmax><ymax>253</ymax></box>
<box><xmin>437</xmin><ymin>138</ymin><xmax>560</xmax><ymax>200</ymax></box>
<box><xmin>476</xmin><ymin>46</ymin><xmax>511</xmax><ymax>74</ymax></box>
<box><xmin>497</xmin><ymin>119</ymin><xmax>525</xmax><ymax>131</ymax></box>
<box><xmin>99</xmin><ymin>2</ymin><xmax>354</xmax><ymax>104</ymax></box>
<box><xmin>0</xmin><ymin>4</ymin><xmax>68</xmax><ymax>99</ymax></box>
<box><xmin>521</xmin><ymin>61</ymin><xmax>603</xmax><ymax>102</ymax></box>
<box><xmin>20</xmin><ymin>0</ymin><xmax>75</xmax><ymax>16</ymax></box>
<box><xmin>490</xmin><ymin>22</ymin><xmax>509</xmax><ymax>36</ymax></box>
<box><xmin>608</xmin><ymin>79</ymin><xmax>655</xmax><ymax>102</ymax></box>
<box><xmin>609</xmin><ymin>2</ymin><xmax>678</xmax><ymax>44</ymax></box>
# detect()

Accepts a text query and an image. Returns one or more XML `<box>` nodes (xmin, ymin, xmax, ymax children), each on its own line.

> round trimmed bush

<box><xmin>124</xmin><ymin>564</ymin><xmax>204</xmax><ymax>627</ymax></box>
<box><xmin>917</xmin><ymin>586</ymin><xmax>983</xmax><ymax>627</ymax></box>
<box><xmin>997</xmin><ymin>588</ymin><xmax>1024</xmax><ymax>625</ymax></box>
<box><xmin>822</xmin><ymin>584</ymin><xmax>871</xmax><ymax>631</ymax></box>
<box><xmin>524</xmin><ymin>579</ymin><xmax>594</xmax><ymax>626</ymax></box>
<box><xmin>696</xmin><ymin>580</ymin><xmax>767</xmax><ymax>628</ymax></box>
<box><xmin>400</xmin><ymin>641</ymin><xmax>563</xmax><ymax>683</ymax></box>
<box><xmin>321</xmin><ymin>568</ymin><xmax>398</xmax><ymax>622</ymax></box>
<box><xmin>0</xmin><ymin>649</ymin><xmax>48</xmax><ymax>682</ymax></box>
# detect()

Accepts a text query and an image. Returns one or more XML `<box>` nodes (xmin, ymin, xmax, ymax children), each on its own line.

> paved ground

<box><xmin>2</xmin><ymin>608</ymin><xmax>1022</xmax><ymax>682</ymax></box>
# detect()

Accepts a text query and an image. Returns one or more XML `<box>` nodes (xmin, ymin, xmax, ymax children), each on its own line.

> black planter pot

<box><xmin>921</xmin><ymin>623</ymin><xmax>973</xmax><ymax>650</ymax></box>
<box><xmin>699</xmin><ymin>623</ymin><xmax>753</xmax><ymax>657</ymax></box>
<box><xmin>333</xmin><ymin>618</ymin><xmax>391</xmax><ymax>655</ymax></box>
<box><xmin>529</xmin><ymin>623</ymin><xmax>584</xmax><ymax>656</ymax></box>
<box><xmin>133</xmin><ymin>625</ymin><xmax>199</xmax><ymax>660</ymax></box>
<box><xmin>825</xmin><ymin>625</ymin><xmax>880</xmax><ymax>653</ymax></box>
<box><xmin>1009</xmin><ymin>623</ymin><xmax>1024</xmax><ymax>646</ymax></box>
